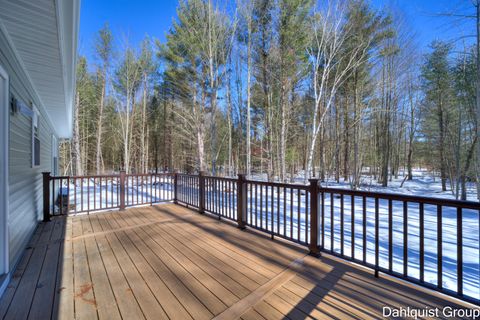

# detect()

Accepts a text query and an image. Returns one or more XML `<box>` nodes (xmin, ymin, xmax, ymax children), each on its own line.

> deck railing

<box><xmin>43</xmin><ymin>171</ymin><xmax>174</xmax><ymax>216</ymax></box>
<box><xmin>42</xmin><ymin>171</ymin><xmax>480</xmax><ymax>305</ymax></box>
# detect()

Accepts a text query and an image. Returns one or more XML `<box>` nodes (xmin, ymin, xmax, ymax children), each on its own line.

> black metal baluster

<box><xmin>321</xmin><ymin>191</ymin><xmax>325</xmax><ymax>250</ymax></box>
<box><xmin>290</xmin><ymin>188</ymin><xmax>293</xmax><ymax>239</ymax></box>
<box><xmin>67</xmin><ymin>177</ymin><xmax>70</xmax><ymax>214</ymax></box>
<box><xmin>93</xmin><ymin>177</ymin><xmax>96</xmax><ymax>210</ymax></box>
<box><xmin>266</xmin><ymin>186</ymin><xmax>269</xmax><ymax>232</ymax></box>
<box><xmin>255</xmin><ymin>184</ymin><xmax>258</xmax><ymax>227</ymax></box>
<box><xmin>250</xmin><ymin>182</ymin><xmax>253</xmax><ymax>225</ymax></box>
<box><xmin>305</xmin><ymin>191</ymin><xmax>309</xmax><ymax>244</ymax></box>
<box><xmin>340</xmin><ymin>194</ymin><xmax>344</xmax><ymax>256</ymax></box>
<box><xmin>375</xmin><ymin>197</ymin><xmax>379</xmax><ymax>277</ymax></box>
<box><xmin>388</xmin><ymin>199</ymin><xmax>393</xmax><ymax>272</ymax></box>
<box><xmin>260</xmin><ymin>185</ymin><xmax>263</xmax><ymax>229</ymax></box>
<box><xmin>420</xmin><ymin>202</ymin><xmax>424</xmax><ymax>282</ymax></box>
<box><xmin>283</xmin><ymin>187</ymin><xmax>286</xmax><ymax>236</ymax></box>
<box><xmin>59</xmin><ymin>178</ymin><xmax>63</xmax><ymax>214</ymax></box>
<box><xmin>403</xmin><ymin>201</ymin><xmax>408</xmax><ymax>277</ymax></box>
<box><xmin>362</xmin><ymin>196</ymin><xmax>366</xmax><ymax>263</ymax></box>
<box><xmin>437</xmin><ymin>205</ymin><xmax>443</xmax><ymax>289</ymax></box>
<box><xmin>297</xmin><ymin>189</ymin><xmax>301</xmax><ymax>241</ymax></box>
<box><xmin>351</xmin><ymin>195</ymin><xmax>355</xmax><ymax>259</ymax></box>
<box><xmin>331</xmin><ymin>193</ymin><xmax>334</xmax><ymax>252</ymax></box>
<box><xmin>457</xmin><ymin>207</ymin><xmax>463</xmax><ymax>296</ymax></box>
<box><xmin>74</xmin><ymin>178</ymin><xmax>77</xmax><ymax>214</ymax></box>
<box><xmin>99</xmin><ymin>177</ymin><xmax>102</xmax><ymax>209</ymax></box>
<box><xmin>271</xmin><ymin>185</ymin><xmax>274</xmax><ymax>238</ymax></box>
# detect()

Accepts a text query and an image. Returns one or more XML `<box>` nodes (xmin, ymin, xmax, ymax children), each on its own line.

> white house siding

<box><xmin>0</xmin><ymin>26</ymin><xmax>57</xmax><ymax>269</ymax></box>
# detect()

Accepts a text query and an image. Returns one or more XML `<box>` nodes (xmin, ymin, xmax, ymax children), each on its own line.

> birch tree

<box><xmin>238</xmin><ymin>0</ymin><xmax>255</xmax><ymax>177</ymax></box>
<box><xmin>138</xmin><ymin>37</ymin><xmax>156</xmax><ymax>173</ymax></box>
<box><xmin>114</xmin><ymin>46</ymin><xmax>141</xmax><ymax>173</ymax></box>
<box><xmin>304</xmin><ymin>0</ymin><xmax>370</xmax><ymax>182</ymax></box>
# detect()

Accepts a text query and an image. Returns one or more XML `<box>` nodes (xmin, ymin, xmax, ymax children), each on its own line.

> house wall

<box><xmin>0</xmin><ymin>24</ymin><xmax>57</xmax><ymax>269</ymax></box>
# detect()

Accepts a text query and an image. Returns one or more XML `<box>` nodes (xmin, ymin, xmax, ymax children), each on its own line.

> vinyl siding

<box><xmin>0</xmin><ymin>26</ymin><xmax>57</xmax><ymax>269</ymax></box>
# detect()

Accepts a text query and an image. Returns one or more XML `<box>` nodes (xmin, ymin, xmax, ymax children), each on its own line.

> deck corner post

<box><xmin>308</xmin><ymin>178</ymin><xmax>320</xmax><ymax>257</ymax></box>
<box><xmin>42</xmin><ymin>172</ymin><xmax>51</xmax><ymax>222</ymax></box>
<box><xmin>199</xmin><ymin>171</ymin><xmax>206</xmax><ymax>214</ymax></box>
<box><xmin>237</xmin><ymin>174</ymin><xmax>247</xmax><ymax>229</ymax></box>
<box><xmin>119</xmin><ymin>170</ymin><xmax>126</xmax><ymax>211</ymax></box>
<box><xmin>173</xmin><ymin>170</ymin><xmax>178</xmax><ymax>204</ymax></box>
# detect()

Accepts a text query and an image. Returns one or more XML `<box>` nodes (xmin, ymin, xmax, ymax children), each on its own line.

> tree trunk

<box><xmin>246</xmin><ymin>23</ymin><xmax>252</xmax><ymax>178</ymax></box>
<box><xmin>141</xmin><ymin>73</ymin><xmax>148</xmax><ymax>173</ymax></box>
<box><xmin>439</xmin><ymin>104</ymin><xmax>447</xmax><ymax>191</ymax></box>
<box><xmin>73</xmin><ymin>91</ymin><xmax>83</xmax><ymax>176</ymax></box>
<box><xmin>95</xmin><ymin>77</ymin><xmax>106</xmax><ymax>174</ymax></box>
<box><xmin>476</xmin><ymin>1</ymin><xmax>480</xmax><ymax>200</ymax></box>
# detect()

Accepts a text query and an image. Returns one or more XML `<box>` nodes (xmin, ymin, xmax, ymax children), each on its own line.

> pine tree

<box><xmin>94</xmin><ymin>23</ymin><xmax>113</xmax><ymax>174</ymax></box>
<box><xmin>421</xmin><ymin>42</ymin><xmax>453</xmax><ymax>191</ymax></box>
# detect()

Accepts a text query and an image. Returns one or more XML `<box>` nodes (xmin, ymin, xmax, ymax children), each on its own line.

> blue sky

<box><xmin>79</xmin><ymin>0</ymin><xmax>475</xmax><ymax>63</ymax></box>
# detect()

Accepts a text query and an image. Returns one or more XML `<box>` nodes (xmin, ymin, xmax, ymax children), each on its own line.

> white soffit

<box><xmin>0</xmin><ymin>0</ymin><xmax>80</xmax><ymax>138</ymax></box>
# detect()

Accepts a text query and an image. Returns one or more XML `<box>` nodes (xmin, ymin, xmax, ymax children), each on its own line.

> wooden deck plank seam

<box><xmin>108</xmin><ymin>209</ymin><xmax>211</xmax><ymax>319</ymax></box>
<box><xmin>120</xmin><ymin>226</ymin><xmax>213</xmax><ymax>319</ymax></box>
<box><xmin>4</xmin><ymin>218</ymin><xmax>61</xmax><ymax>319</ymax></box>
<box><xmin>147</xmin><ymin>223</ymin><xmax>252</xmax><ymax>299</ymax></box>
<box><xmin>109</xmin><ymin>230</ymin><xmax>171</xmax><ymax>318</ymax></box>
<box><xmin>167</xmin><ymin>213</ymin><xmax>284</xmax><ymax>276</ymax></box>
<box><xmin>101</xmin><ymin>233</ymin><xmax>148</xmax><ymax>319</ymax></box>
<box><xmin>132</xmin><ymin>226</ymin><xmax>229</xmax><ymax>314</ymax></box>
<box><xmin>158</xmin><ymin>220</ymin><xmax>265</xmax><ymax>289</ymax></box>
<box><xmin>143</xmin><ymin>222</ymin><xmax>254</xmax><ymax>296</ymax></box>
<box><xmin>170</xmin><ymin>221</ymin><xmax>276</xmax><ymax>281</ymax></box>
<box><xmin>212</xmin><ymin>257</ymin><xmax>307</xmax><ymax>320</ymax></box>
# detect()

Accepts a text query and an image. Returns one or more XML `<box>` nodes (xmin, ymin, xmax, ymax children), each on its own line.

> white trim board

<box><xmin>0</xmin><ymin>63</ymin><xmax>9</xmax><ymax>276</ymax></box>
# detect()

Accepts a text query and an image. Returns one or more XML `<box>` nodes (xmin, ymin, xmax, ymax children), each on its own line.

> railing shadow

<box><xmin>152</xmin><ymin>205</ymin><xmax>309</xmax><ymax>271</ymax></box>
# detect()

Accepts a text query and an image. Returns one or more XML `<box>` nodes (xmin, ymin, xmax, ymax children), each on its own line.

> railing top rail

<box><xmin>204</xmin><ymin>175</ymin><xmax>237</xmax><ymax>182</ymax></box>
<box><xmin>126</xmin><ymin>173</ymin><xmax>174</xmax><ymax>177</ymax></box>
<box><xmin>177</xmin><ymin>173</ymin><xmax>200</xmax><ymax>178</ymax></box>
<box><xmin>49</xmin><ymin>175</ymin><xmax>70</xmax><ymax>179</ymax></box>
<box><xmin>320</xmin><ymin>186</ymin><xmax>480</xmax><ymax>209</ymax></box>
<box><xmin>245</xmin><ymin>179</ymin><xmax>309</xmax><ymax>190</ymax></box>
<box><xmin>50</xmin><ymin>173</ymin><xmax>174</xmax><ymax>180</ymax></box>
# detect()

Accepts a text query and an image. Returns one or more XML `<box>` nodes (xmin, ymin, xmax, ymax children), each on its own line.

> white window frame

<box><xmin>52</xmin><ymin>134</ymin><xmax>58</xmax><ymax>176</ymax></box>
<box><xmin>0</xmin><ymin>64</ymin><xmax>9</xmax><ymax>274</ymax></box>
<box><xmin>31</xmin><ymin>106</ymin><xmax>40</xmax><ymax>168</ymax></box>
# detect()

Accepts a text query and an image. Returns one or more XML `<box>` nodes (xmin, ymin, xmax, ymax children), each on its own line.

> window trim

<box><xmin>31</xmin><ymin>106</ymin><xmax>40</xmax><ymax>168</ymax></box>
<box><xmin>0</xmin><ymin>64</ymin><xmax>9</xmax><ymax>275</ymax></box>
<box><xmin>52</xmin><ymin>134</ymin><xmax>58</xmax><ymax>176</ymax></box>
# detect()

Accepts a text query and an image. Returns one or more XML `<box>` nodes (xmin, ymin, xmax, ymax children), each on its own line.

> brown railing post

<box><xmin>199</xmin><ymin>171</ymin><xmax>206</xmax><ymax>213</ymax></box>
<box><xmin>309</xmin><ymin>178</ymin><xmax>320</xmax><ymax>256</ymax></box>
<box><xmin>173</xmin><ymin>171</ymin><xmax>178</xmax><ymax>204</ymax></box>
<box><xmin>119</xmin><ymin>170</ymin><xmax>126</xmax><ymax>211</ymax></box>
<box><xmin>42</xmin><ymin>172</ymin><xmax>51</xmax><ymax>222</ymax></box>
<box><xmin>237</xmin><ymin>174</ymin><xmax>247</xmax><ymax>229</ymax></box>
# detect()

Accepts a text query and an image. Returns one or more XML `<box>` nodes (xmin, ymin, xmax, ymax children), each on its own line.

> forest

<box><xmin>62</xmin><ymin>0</ymin><xmax>480</xmax><ymax>200</ymax></box>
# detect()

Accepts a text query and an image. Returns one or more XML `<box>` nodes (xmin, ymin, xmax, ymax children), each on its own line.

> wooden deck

<box><xmin>0</xmin><ymin>204</ymin><xmax>475</xmax><ymax>320</ymax></box>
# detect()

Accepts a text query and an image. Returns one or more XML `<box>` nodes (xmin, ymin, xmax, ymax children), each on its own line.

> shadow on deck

<box><xmin>0</xmin><ymin>204</ymin><xmax>476</xmax><ymax>319</ymax></box>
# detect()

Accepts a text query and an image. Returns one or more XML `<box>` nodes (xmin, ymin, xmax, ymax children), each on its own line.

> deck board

<box><xmin>0</xmin><ymin>203</ymin><xmax>476</xmax><ymax>320</ymax></box>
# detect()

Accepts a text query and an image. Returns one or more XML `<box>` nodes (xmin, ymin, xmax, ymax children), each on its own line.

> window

<box><xmin>32</xmin><ymin>107</ymin><xmax>40</xmax><ymax>167</ymax></box>
<box><xmin>52</xmin><ymin>135</ymin><xmax>58</xmax><ymax>175</ymax></box>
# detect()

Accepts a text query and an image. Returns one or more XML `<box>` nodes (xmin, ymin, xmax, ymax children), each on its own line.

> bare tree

<box><xmin>305</xmin><ymin>0</ymin><xmax>370</xmax><ymax>182</ymax></box>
